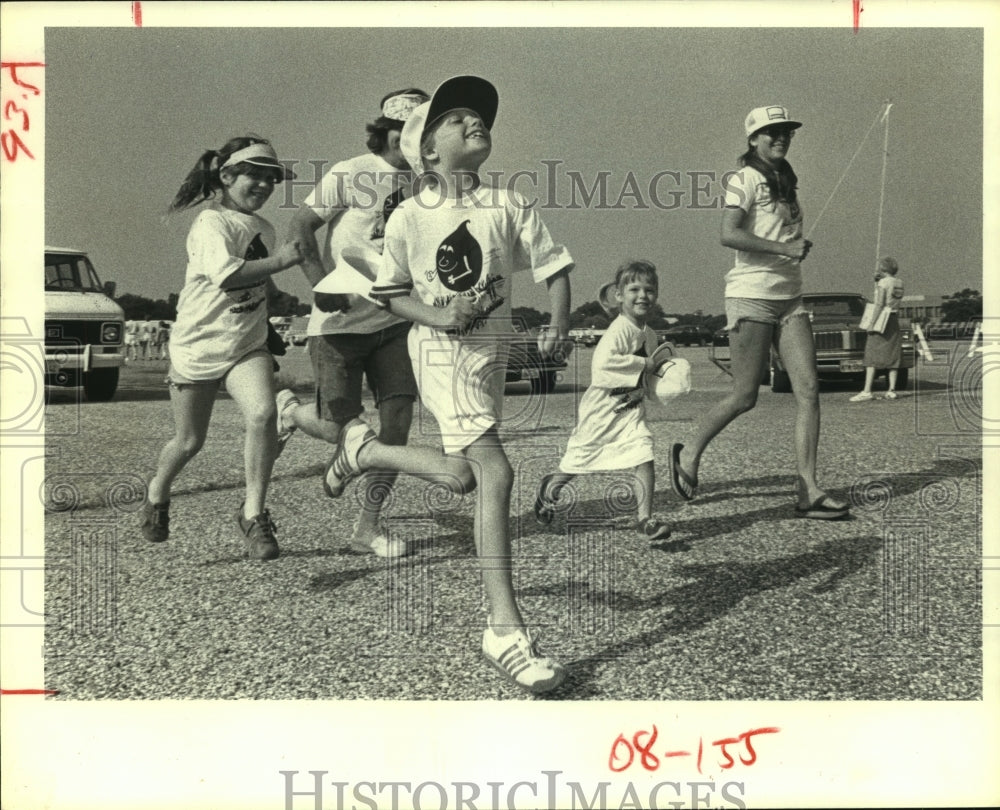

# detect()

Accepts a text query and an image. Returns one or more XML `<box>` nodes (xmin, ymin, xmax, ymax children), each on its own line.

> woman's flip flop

<box><xmin>669</xmin><ymin>443</ymin><xmax>697</xmax><ymax>501</ymax></box>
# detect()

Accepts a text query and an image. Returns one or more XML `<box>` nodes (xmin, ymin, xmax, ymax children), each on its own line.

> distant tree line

<box><xmin>940</xmin><ymin>289</ymin><xmax>982</xmax><ymax>323</ymax></box>
<box><xmin>115</xmin><ymin>287</ymin><xmax>311</xmax><ymax>320</ymax></box>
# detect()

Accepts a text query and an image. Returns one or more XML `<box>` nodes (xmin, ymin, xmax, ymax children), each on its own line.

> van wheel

<box><xmin>83</xmin><ymin>368</ymin><xmax>119</xmax><ymax>402</ymax></box>
<box><xmin>771</xmin><ymin>369</ymin><xmax>792</xmax><ymax>393</ymax></box>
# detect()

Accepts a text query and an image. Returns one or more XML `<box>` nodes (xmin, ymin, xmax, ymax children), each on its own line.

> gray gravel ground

<box><xmin>43</xmin><ymin>340</ymin><xmax>983</xmax><ymax>700</ymax></box>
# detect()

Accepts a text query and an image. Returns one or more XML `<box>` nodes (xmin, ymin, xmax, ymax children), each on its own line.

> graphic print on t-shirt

<box><xmin>435</xmin><ymin>220</ymin><xmax>483</xmax><ymax>292</ymax></box>
<box><xmin>227</xmin><ymin>233</ymin><xmax>268</xmax><ymax>313</ymax></box>
<box><xmin>370</xmin><ymin>186</ymin><xmax>407</xmax><ymax>242</ymax></box>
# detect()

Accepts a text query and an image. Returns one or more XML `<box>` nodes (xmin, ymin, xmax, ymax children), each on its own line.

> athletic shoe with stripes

<box><xmin>323</xmin><ymin>418</ymin><xmax>376</xmax><ymax>498</ymax></box>
<box><xmin>275</xmin><ymin>389</ymin><xmax>300</xmax><ymax>457</ymax></box>
<box><xmin>482</xmin><ymin>625</ymin><xmax>566</xmax><ymax>694</ymax></box>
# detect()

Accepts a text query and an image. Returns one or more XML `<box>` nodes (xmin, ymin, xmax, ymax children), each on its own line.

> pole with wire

<box><xmin>874</xmin><ymin>101</ymin><xmax>893</xmax><ymax>267</ymax></box>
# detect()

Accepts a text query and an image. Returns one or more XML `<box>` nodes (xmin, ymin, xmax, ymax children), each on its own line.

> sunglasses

<box><xmin>758</xmin><ymin>126</ymin><xmax>796</xmax><ymax>139</ymax></box>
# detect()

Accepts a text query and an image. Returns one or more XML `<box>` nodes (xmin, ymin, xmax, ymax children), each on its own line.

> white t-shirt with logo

<box><xmin>169</xmin><ymin>205</ymin><xmax>272</xmax><ymax>380</ymax></box>
<box><xmin>373</xmin><ymin>184</ymin><xmax>573</xmax><ymax>336</ymax></box>
<box><xmin>372</xmin><ymin>184</ymin><xmax>573</xmax><ymax>452</ymax></box>
<box><xmin>722</xmin><ymin>165</ymin><xmax>804</xmax><ymax>300</ymax></box>
<box><xmin>305</xmin><ymin>152</ymin><xmax>411</xmax><ymax>335</ymax></box>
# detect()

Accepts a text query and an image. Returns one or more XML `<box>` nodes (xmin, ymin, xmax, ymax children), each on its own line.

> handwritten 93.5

<box><xmin>1</xmin><ymin>61</ymin><xmax>43</xmax><ymax>162</ymax></box>
<box><xmin>609</xmin><ymin>726</ymin><xmax>781</xmax><ymax>775</ymax></box>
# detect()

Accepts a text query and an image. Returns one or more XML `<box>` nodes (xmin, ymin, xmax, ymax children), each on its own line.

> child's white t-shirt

<box><xmin>372</xmin><ymin>183</ymin><xmax>573</xmax><ymax>452</ymax></box>
<box><xmin>305</xmin><ymin>152</ymin><xmax>411</xmax><ymax>336</ymax></box>
<box><xmin>169</xmin><ymin>205</ymin><xmax>273</xmax><ymax>380</ymax></box>
<box><xmin>722</xmin><ymin>165</ymin><xmax>804</xmax><ymax>300</ymax></box>
<box><xmin>373</xmin><ymin>184</ymin><xmax>573</xmax><ymax>335</ymax></box>
<box><xmin>559</xmin><ymin>315</ymin><xmax>656</xmax><ymax>473</ymax></box>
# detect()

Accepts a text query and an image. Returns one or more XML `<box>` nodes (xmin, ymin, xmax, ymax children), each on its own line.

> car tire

<box><xmin>530</xmin><ymin>369</ymin><xmax>557</xmax><ymax>395</ymax></box>
<box><xmin>83</xmin><ymin>368</ymin><xmax>119</xmax><ymax>402</ymax></box>
<box><xmin>771</xmin><ymin>368</ymin><xmax>792</xmax><ymax>393</ymax></box>
<box><xmin>895</xmin><ymin>368</ymin><xmax>909</xmax><ymax>391</ymax></box>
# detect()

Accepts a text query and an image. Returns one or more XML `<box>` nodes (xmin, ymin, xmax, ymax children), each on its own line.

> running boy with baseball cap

<box><xmin>335</xmin><ymin>75</ymin><xmax>575</xmax><ymax>692</ymax></box>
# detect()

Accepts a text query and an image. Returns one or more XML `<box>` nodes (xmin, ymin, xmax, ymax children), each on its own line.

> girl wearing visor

<box><xmin>141</xmin><ymin>136</ymin><xmax>303</xmax><ymax>559</ymax></box>
<box><xmin>670</xmin><ymin>107</ymin><xmax>850</xmax><ymax>520</ymax></box>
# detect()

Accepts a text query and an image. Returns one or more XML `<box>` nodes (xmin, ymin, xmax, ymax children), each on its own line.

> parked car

<box><xmin>658</xmin><ymin>324</ymin><xmax>714</xmax><ymax>346</ymax></box>
<box><xmin>569</xmin><ymin>327</ymin><xmax>602</xmax><ymax>347</ymax></box>
<box><xmin>44</xmin><ymin>246</ymin><xmax>125</xmax><ymax>401</ymax></box>
<box><xmin>504</xmin><ymin>330</ymin><xmax>569</xmax><ymax>394</ymax></box>
<box><xmin>769</xmin><ymin>292</ymin><xmax>916</xmax><ymax>393</ymax></box>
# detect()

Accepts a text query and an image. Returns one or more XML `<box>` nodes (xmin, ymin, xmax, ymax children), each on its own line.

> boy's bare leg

<box><xmin>353</xmin><ymin>396</ymin><xmax>412</xmax><ymax>544</ymax></box>
<box><xmin>462</xmin><ymin>428</ymin><xmax>523</xmax><ymax>633</ymax></box>
<box><xmin>635</xmin><ymin>460</ymin><xmax>654</xmax><ymax>522</ymax></box>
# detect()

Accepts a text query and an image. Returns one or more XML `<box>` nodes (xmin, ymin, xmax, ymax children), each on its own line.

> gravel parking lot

<box><xmin>43</xmin><ymin>340</ymin><xmax>983</xmax><ymax>701</ymax></box>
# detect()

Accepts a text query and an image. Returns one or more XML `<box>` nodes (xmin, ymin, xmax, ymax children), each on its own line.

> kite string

<box><xmin>805</xmin><ymin>101</ymin><xmax>889</xmax><ymax>241</ymax></box>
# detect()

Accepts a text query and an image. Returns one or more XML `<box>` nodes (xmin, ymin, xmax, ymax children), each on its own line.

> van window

<box><xmin>45</xmin><ymin>253</ymin><xmax>104</xmax><ymax>292</ymax></box>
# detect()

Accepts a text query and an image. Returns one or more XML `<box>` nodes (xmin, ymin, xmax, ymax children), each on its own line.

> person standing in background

<box><xmin>850</xmin><ymin>256</ymin><xmax>905</xmax><ymax>401</ymax></box>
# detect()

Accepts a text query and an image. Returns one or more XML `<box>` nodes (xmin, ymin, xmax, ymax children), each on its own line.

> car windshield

<box><xmin>45</xmin><ymin>254</ymin><xmax>104</xmax><ymax>292</ymax></box>
<box><xmin>803</xmin><ymin>296</ymin><xmax>866</xmax><ymax>318</ymax></box>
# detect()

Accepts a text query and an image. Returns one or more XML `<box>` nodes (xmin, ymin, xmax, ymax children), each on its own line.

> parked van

<box><xmin>44</xmin><ymin>246</ymin><xmax>125</xmax><ymax>401</ymax></box>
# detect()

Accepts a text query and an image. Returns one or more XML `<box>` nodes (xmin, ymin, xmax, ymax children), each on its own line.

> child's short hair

<box><xmin>614</xmin><ymin>259</ymin><xmax>659</xmax><ymax>291</ymax></box>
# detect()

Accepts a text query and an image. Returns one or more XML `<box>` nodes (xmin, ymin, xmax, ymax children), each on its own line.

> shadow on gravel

<box><xmin>536</xmin><ymin>534</ymin><xmax>883</xmax><ymax>699</ymax></box>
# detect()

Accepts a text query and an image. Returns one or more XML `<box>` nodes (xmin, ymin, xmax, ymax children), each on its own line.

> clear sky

<box><xmin>43</xmin><ymin>20</ymin><xmax>984</xmax><ymax>316</ymax></box>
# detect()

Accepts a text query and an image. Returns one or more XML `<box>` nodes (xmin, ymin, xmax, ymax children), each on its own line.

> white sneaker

<box><xmin>323</xmin><ymin>419</ymin><xmax>376</xmax><ymax>498</ymax></box>
<box><xmin>275</xmin><ymin>389</ymin><xmax>300</xmax><ymax>456</ymax></box>
<box><xmin>849</xmin><ymin>391</ymin><xmax>874</xmax><ymax>402</ymax></box>
<box><xmin>349</xmin><ymin>532</ymin><xmax>409</xmax><ymax>558</ymax></box>
<box><xmin>884</xmin><ymin>390</ymin><xmax>898</xmax><ymax>400</ymax></box>
<box><xmin>482</xmin><ymin>625</ymin><xmax>566</xmax><ymax>694</ymax></box>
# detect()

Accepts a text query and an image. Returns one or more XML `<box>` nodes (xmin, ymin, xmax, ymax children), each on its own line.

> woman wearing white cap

<box><xmin>669</xmin><ymin>106</ymin><xmax>850</xmax><ymax>520</ymax></box>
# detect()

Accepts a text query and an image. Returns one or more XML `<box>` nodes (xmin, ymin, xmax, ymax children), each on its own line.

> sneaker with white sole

<box><xmin>884</xmin><ymin>390</ymin><xmax>898</xmax><ymax>400</ymax></box>
<box><xmin>323</xmin><ymin>419</ymin><xmax>377</xmax><ymax>498</ymax></box>
<box><xmin>849</xmin><ymin>391</ymin><xmax>874</xmax><ymax>402</ymax></box>
<box><xmin>482</xmin><ymin>625</ymin><xmax>567</xmax><ymax>694</ymax></box>
<box><xmin>349</xmin><ymin>533</ymin><xmax>409</xmax><ymax>558</ymax></box>
<box><xmin>275</xmin><ymin>389</ymin><xmax>300</xmax><ymax>456</ymax></box>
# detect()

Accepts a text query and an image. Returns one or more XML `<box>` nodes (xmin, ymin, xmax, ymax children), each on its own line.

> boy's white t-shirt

<box><xmin>373</xmin><ymin>184</ymin><xmax>573</xmax><ymax>335</ymax></box>
<box><xmin>722</xmin><ymin>165</ymin><xmax>804</xmax><ymax>300</ymax></box>
<box><xmin>304</xmin><ymin>152</ymin><xmax>410</xmax><ymax>336</ymax></box>
<box><xmin>168</xmin><ymin>205</ymin><xmax>272</xmax><ymax>380</ymax></box>
<box><xmin>559</xmin><ymin>314</ymin><xmax>656</xmax><ymax>473</ymax></box>
<box><xmin>372</xmin><ymin>183</ymin><xmax>573</xmax><ymax>453</ymax></box>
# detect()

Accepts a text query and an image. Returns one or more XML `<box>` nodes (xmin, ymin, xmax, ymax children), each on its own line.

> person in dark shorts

<box><xmin>276</xmin><ymin>88</ymin><xmax>433</xmax><ymax>558</ymax></box>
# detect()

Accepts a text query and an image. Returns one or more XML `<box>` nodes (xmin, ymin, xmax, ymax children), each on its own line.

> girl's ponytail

<box><xmin>168</xmin><ymin>148</ymin><xmax>222</xmax><ymax>212</ymax></box>
<box><xmin>166</xmin><ymin>135</ymin><xmax>270</xmax><ymax>214</ymax></box>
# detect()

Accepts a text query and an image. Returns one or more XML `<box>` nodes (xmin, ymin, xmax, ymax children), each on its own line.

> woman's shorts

<box><xmin>166</xmin><ymin>348</ymin><xmax>270</xmax><ymax>389</ymax></box>
<box><xmin>725</xmin><ymin>296</ymin><xmax>808</xmax><ymax>331</ymax></box>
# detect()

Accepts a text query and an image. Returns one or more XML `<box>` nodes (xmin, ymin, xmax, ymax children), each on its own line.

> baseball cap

<box><xmin>377</xmin><ymin>89</ymin><xmax>429</xmax><ymax>125</ymax></box>
<box><xmin>744</xmin><ymin>105</ymin><xmax>802</xmax><ymax>137</ymax></box>
<box><xmin>399</xmin><ymin>75</ymin><xmax>499</xmax><ymax>173</ymax></box>
<box><xmin>220</xmin><ymin>142</ymin><xmax>296</xmax><ymax>180</ymax></box>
